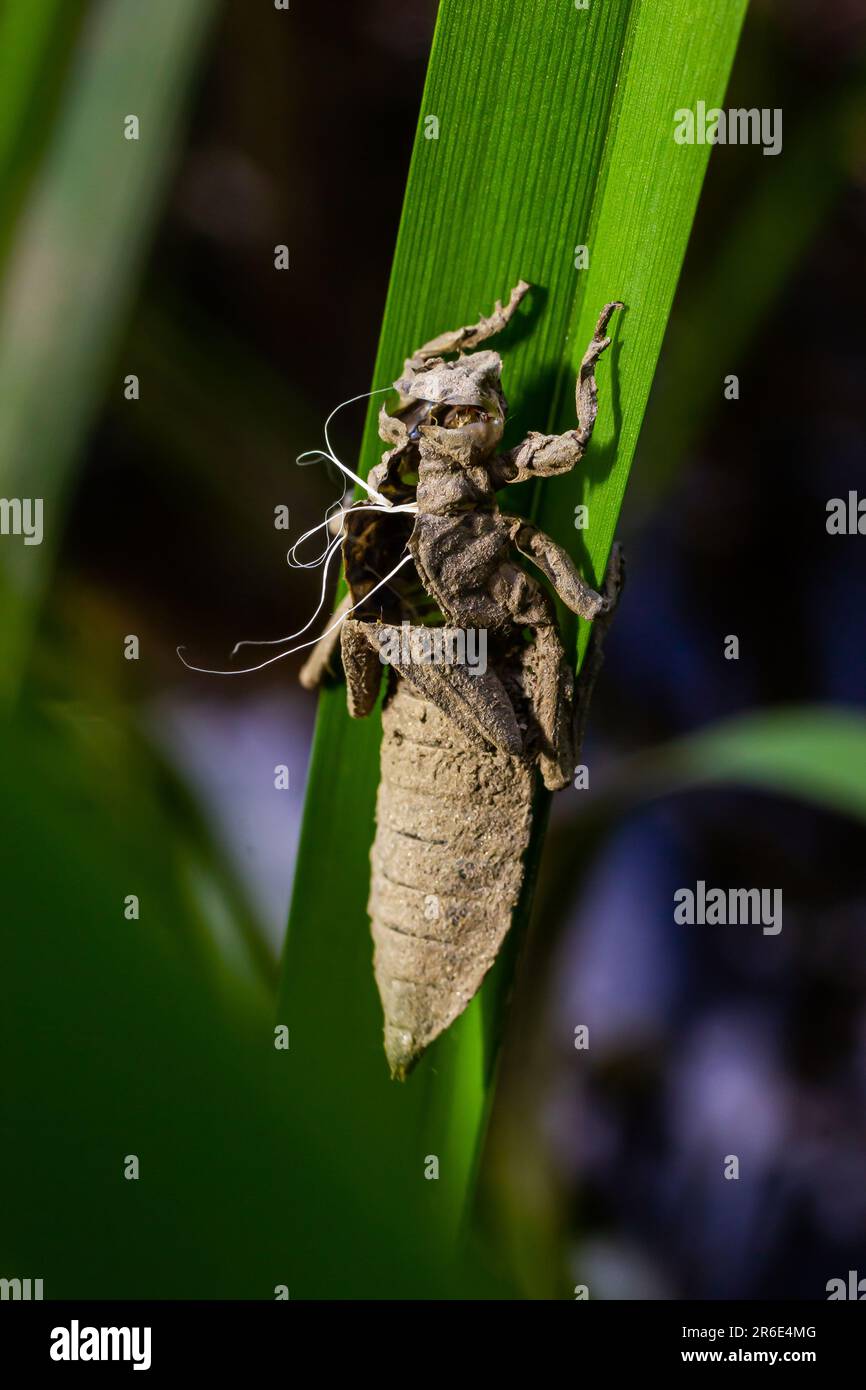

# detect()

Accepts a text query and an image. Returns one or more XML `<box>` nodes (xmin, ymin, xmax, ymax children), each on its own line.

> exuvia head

<box><xmin>391</xmin><ymin>348</ymin><xmax>507</xmax><ymax>457</ymax></box>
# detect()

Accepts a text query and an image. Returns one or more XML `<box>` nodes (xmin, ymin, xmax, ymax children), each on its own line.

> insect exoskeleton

<box><xmin>300</xmin><ymin>282</ymin><xmax>624</xmax><ymax>1077</ymax></box>
<box><xmin>371</xmin><ymin>680</ymin><xmax>534</xmax><ymax>1079</ymax></box>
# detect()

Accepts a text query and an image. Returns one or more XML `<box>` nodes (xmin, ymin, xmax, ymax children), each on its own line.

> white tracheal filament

<box><xmin>177</xmin><ymin>385</ymin><xmax>418</xmax><ymax>676</ymax></box>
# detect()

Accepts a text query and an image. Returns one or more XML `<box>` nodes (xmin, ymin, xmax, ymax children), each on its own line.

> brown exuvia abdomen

<box><xmin>370</xmin><ymin>678</ymin><xmax>535</xmax><ymax>1078</ymax></box>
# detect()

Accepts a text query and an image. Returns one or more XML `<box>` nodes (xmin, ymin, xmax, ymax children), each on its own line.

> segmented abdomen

<box><xmin>369</xmin><ymin>678</ymin><xmax>534</xmax><ymax>1078</ymax></box>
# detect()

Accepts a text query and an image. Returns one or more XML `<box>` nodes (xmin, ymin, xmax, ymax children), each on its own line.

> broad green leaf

<box><xmin>279</xmin><ymin>0</ymin><xmax>749</xmax><ymax>1265</ymax></box>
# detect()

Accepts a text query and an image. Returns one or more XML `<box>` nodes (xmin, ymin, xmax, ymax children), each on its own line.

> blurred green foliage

<box><xmin>0</xmin><ymin>707</ymin><xmax>502</xmax><ymax>1297</ymax></box>
<box><xmin>0</xmin><ymin>0</ymin><xmax>217</xmax><ymax>700</ymax></box>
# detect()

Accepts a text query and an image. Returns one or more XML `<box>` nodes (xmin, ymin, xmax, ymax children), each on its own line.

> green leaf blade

<box><xmin>279</xmin><ymin>0</ymin><xmax>750</xmax><ymax>1279</ymax></box>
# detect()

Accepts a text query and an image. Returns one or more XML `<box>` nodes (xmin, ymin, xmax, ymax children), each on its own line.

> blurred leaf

<box><xmin>543</xmin><ymin>705</ymin><xmax>866</xmax><ymax>923</ymax></box>
<box><xmin>0</xmin><ymin>710</ymin><xmax>503</xmax><ymax>1297</ymax></box>
<box><xmin>279</xmin><ymin>0</ymin><xmax>749</xmax><ymax>1273</ymax></box>
<box><xmin>0</xmin><ymin>0</ymin><xmax>86</xmax><ymax>265</ymax></box>
<box><xmin>620</xmin><ymin>705</ymin><xmax>866</xmax><ymax>823</ymax></box>
<box><xmin>59</xmin><ymin>700</ymin><xmax>276</xmax><ymax>1005</ymax></box>
<box><xmin>0</xmin><ymin>0</ymin><xmax>217</xmax><ymax>701</ymax></box>
<box><xmin>502</xmin><ymin>703</ymin><xmax>866</xmax><ymax>1295</ymax></box>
